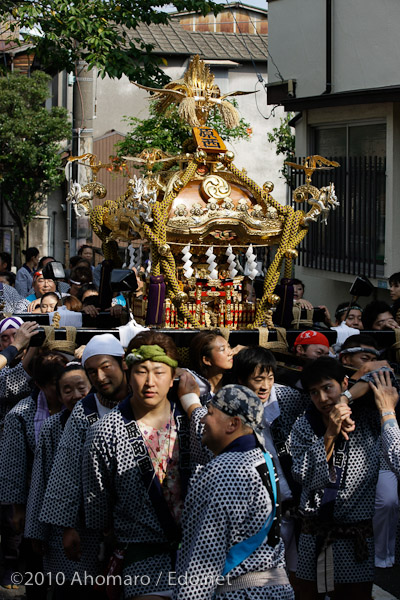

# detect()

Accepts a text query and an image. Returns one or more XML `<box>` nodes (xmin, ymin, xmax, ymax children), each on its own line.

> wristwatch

<box><xmin>340</xmin><ymin>389</ymin><xmax>353</xmax><ymax>404</ymax></box>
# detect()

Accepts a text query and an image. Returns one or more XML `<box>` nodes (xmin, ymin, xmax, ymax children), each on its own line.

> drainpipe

<box><xmin>323</xmin><ymin>0</ymin><xmax>332</xmax><ymax>94</ymax></box>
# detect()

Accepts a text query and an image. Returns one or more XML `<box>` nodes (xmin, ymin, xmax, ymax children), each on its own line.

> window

<box><xmin>314</xmin><ymin>123</ymin><xmax>386</xmax><ymax>158</ymax></box>
<box><xmin>290</xmin><ymin>122</ymin><xmax>386</xmax><ymax>277</ymax></box>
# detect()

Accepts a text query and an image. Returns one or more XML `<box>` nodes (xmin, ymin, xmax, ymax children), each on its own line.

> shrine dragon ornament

<box><xmin>66</xmin><ymin>56</ymin><xmax>340</xmax><ymax>329</ymax></box>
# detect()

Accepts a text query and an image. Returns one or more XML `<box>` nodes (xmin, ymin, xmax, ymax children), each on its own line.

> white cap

<box><xmin>81</xmin><ymin>334</ymin><xmax>124</xmax><ymax>367</ymax></box>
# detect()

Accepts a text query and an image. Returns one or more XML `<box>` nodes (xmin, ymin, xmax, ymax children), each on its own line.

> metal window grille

<box><xmin>289</xmin><ymin>156</ymin><xmax>386</xmax><ymax>278</ymax></box>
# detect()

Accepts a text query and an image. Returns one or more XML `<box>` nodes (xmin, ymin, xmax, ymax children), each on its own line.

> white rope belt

<box><xmin>216</xmin><ymin>568</ymin><xmax>290</xmax><ymax>594</ymax></box>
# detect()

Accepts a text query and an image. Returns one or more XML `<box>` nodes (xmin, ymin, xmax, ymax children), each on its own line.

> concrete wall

<box><xmin>268</xmin><ymin>0</ymin><xmax>400</xmax><ymax>95</ymax></box>
<box><xmin>93</xmin><ymin>71</ymin><xmax>149</xmax><ymax>138</ymax></box>
<box><xmin>215</xmin><ymin>64</ymin><xmax>288</xmax><ymax>204</ymax></box>
<box><xmin>293</xmin><ymin>267</ymin><xmax>392</xmax><ymax>320</ymax></box>
<box><xmin>268</xmin><ymin>0</ymin><xmax>326</xmax><ymax>97</ymax></box>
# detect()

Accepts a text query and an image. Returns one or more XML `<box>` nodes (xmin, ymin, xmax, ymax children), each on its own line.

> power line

<box><xmin>254</xmin><ymin>79</ymin><xmax>279</xmax><ymax>120</ymax></box>
<box><xmin>223</xmin><ymin>0</ymin><xmax>264</xmax><ymax>81</ymax></box>
<box><xmin>238</xmin><ymin>1</ymin><xmax>285</xmax><ymax>83</ymax></box>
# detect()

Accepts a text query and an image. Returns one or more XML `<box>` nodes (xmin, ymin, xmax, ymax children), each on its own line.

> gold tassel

<box><xmin>219</xmin><ymin>100</ymin><xmax>240</xmax><ymax>128</ymax></box>
<box><xmin>178</xmin><ymin>97</ymin><xmax>200</xmax><ymax>127</ymax></box>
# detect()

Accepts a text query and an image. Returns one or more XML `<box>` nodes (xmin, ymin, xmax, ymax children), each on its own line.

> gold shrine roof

<box><xmin>166</xmin><ymin>172</ymin><xmax>283</xmax><ymax>245</ymax></box>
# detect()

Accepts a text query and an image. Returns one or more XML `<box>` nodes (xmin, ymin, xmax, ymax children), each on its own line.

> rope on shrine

<box><xmin>176</xmin><ymin>347</ymin><xmax>191</xmax><ymax>368</ymax></box>
<box><xmin>258</xmin><ymin>326</ymin><xmax>288</xmax><ymax>352</ymax></box>
<box><xmin>42</xmin><ymin>326</ymin><xmax>77</xmax><ymax>355</ymax></box>
<box><xmin>139</xmin><ymin>158</ymin><xmax>201</xmax><ymax>329</ymax></box>
<box><xmin>291</xmin><ymin>306</ymin><xmax>314</xmax><ymax>329</ymax></box>
<box><xmin>218</xmin><ymin>327</ymin><xmax>231</xmax><ymax>342</ymax></box>
<box><xmin>221</xmin><ymin>158</ymin><xmax>311</xmax><ymax>329</ymax></box>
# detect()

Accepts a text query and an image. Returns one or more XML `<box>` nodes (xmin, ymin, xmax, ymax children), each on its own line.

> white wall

<box><xmin>268</xmin><ymin>0</ymin><xmax>326</xmax><ymax>97</ymax></box>
<box><xmin>222</xmin><ymin>65</ymin><xmax>288</xmax><ymax>204</ymax></box>
<box><xmin>333</xmin><ymin>0</ymin><xmax>400</xmax><ymax>92</ymax></box>
<box><xmin>93</xmin><ymin>71</ymin><xmax>150</xmax><ymax>138</ymax></box>
<box><xmin>268</xmin><ymin>0</ymin><xmax>400</xmax><ymax>96</ymax></box>
<box><xmin>294</xmin><ymin>267</ymin><xmax>392</xmax><ymax>319</ymax></box>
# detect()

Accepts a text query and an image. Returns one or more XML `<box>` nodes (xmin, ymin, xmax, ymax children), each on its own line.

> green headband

<box><xmin>125</xmin><ymin>344</ymin><xmax>178</xmax><ymax>368</ymax></box>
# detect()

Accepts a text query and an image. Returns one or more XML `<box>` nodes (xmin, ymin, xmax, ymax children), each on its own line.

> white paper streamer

<box><xmin>124</xmin><ymin>243</ymin><xmax>142</xmax><ymax>271</ymax></box>
<box><xmin>145</xmin><ymin>257</ymin><xmax>152</xmax><ymax>277</ymax></box>
<box><xmin>226</xmin><ymin>244</ymin><xmax>238</xmax><ymax>278</ymax></box>
<box><xmin>206</xmin><ymin>246</ymin><xmax>218</xmax><ymax>279</ymax></box>
<box><xmin>244</xmin><ymin>244</ymin><xmax>258</xmax><ymax>280</ymax></box>
<box><xmin>182</xmin><ymin>244</ymin><xmax>194</xmax><ymax>279</ymax></box>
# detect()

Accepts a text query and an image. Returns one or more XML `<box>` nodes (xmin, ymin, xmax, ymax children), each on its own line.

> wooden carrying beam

<box><xmin>13</xmin><ymin>315</ymin><xmax>398</xmax><ymax>356</ymax></box>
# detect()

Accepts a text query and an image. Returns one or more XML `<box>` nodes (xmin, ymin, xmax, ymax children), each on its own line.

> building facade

<box><xmin>266</xmin><ymin>0</ymin><xmax>399</xmax><ymax>311</ymax></box>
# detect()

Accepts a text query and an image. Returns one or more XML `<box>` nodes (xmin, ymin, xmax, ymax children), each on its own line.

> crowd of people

<box><xmin>0</xmin><ymin>251</ymin><xmax>399</xmax><ymax>600</ymax></box>
<box><xmin>0</xmin><ymin>247</ymin><xmax>127</xmax><ymax>322</ymax></box>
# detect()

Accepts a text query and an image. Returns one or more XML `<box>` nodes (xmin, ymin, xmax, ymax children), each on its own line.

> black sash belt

<box><xmin>301</xmin><ymin>517</ymin><xmax>373</xmax><ymax>563</ymax></box>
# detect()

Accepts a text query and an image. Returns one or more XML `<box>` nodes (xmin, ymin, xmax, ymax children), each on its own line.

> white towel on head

<box><xmin>81</xmin><ymin>333</ymin><xmax>124</xmax><ymax>366</ymax></box>
<box><xmin>0</xmin><ymin>316</ymin><xmax>24</xmax><ymax>333</ymax></box>
<box><xmin>118</xmin><ymin>320</ymin><xmax>149</xmax><ymax>349</ymax></box>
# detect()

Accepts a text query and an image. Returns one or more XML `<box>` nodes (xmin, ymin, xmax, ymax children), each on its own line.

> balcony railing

<box><xmin>289</xmin><ymin>156</ymin><xmax>386</xmax><ymax>278</ymax></box>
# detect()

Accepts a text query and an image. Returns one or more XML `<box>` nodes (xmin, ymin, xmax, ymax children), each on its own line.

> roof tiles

<box><xmin>129</xmin><ymin>22</ymin><xmax>268</xmax><ymax>62</ymax></box>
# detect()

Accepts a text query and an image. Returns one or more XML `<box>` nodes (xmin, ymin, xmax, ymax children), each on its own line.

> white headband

<box><xmin>81</xmin><ymin>334</ymin><xmax>124</xmax><ymax>366</ymax></box>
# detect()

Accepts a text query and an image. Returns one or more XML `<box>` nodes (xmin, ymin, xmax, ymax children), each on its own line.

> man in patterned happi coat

<box><xmin>40</xmin><ymin>334</ymin><xmax>130</xmax><ymax>565</ymax></box>
<box><xmin>0</xmin><ymin>318</ymin><xmax>39</xmax><ymax>429</ymax></box>
<box><xmin>0</xmin><ymin>282</ymin><xmax>29</xmax><ymax>314</ymax></box>
<box><xmin>231</xmin><ymin>346</ymin><xmax>309</xmax><ymax>584</ymax></box>
<box><xmin>0</xmin><ymin>317</ymin><xmax>38</xmax><ymax>588</ymax></box>
<box><xmin>290</xmin><ymin>356</ymin><xmax>381</xmax><ymax>600</ymax></box>
<box><xmin>368</xmin><ymin>370</ymin><xmax>400</xmax><ymax>477</ymax></box>
<box><xmin>174</xmin><ymin>384</ymin><xmax>294</xmax><ymax>600</ymax></box>
<box><xmin>0</xmin><ymin>350</ymin><xmax>68</xmax><ymax>597</ymax></box>
<box><xmin>82</xmin><ymin>331</ymin><xmax>192</xmax><ymax>600</ymax></box>
<box><xmin>25</xmin><ymin>363</ymin><xmax>101</xmax><ymax>599</ymax></box>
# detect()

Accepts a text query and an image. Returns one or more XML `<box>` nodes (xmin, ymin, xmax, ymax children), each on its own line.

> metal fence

<box><xmin>289</xmin><ymin>156</ymin><xmax>386</xmax><ymax>278</ymax></box>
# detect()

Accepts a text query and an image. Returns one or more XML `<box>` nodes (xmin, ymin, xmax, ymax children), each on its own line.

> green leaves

<box><xmin>116</xmin><ymin>107</ymin><xmax>191</xmax><ymax>166</ymax></box>
<box><xmin>0</xmin><ymin>71</ymin><xmax>71</xmax><ymax>236</ymax></box>
<box><xmin>2</xmin><ymin>0</ymin><xmax>223</xmax><ymax>84</ymax></box>
<box><xmin>207</xmin><ymin>100</ymin><xmax>251</xmax><ymax>143</ymax></box>
<box><xmin>115</xmin><ymin>101</ymin><xmax>251</xmax><ymax>171</ymax></box>
<box><xmin>267</xmin><ymin>112</ymin><xmax>295</xmax><ymax>183</ymax></box>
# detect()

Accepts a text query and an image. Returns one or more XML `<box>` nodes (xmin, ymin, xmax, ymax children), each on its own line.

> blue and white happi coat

<box><xmin>174</xmin><ymin>432</ymin><xmax>294</xmax><ymax>600</ymax></box>
<box><xmin>25</xmin><ymin>410</ymin><xmax>100</xmax><ymax>580</ymax></box>
<box><xmin>40</xmin><ymin>393</ymin><xmax>107</xmax><ymax>529</ymax></box>
<box><xmin>0</xmin><ymin>395</ymin><xmax>37</xmax><ymax>504</ymax></box>
<box><xmin>0</xmin><ymin>362</ymin><xmax>32</xmax><ymax>432</ymax></box>
<box><xmin>82</xmin><ymin>396</ymin><xmax>191</xmax><ymax>598</ymax></box>
<box><xmin>289</xmin><ymin>402</ymin><xmax>381</xmax><ymax>583</ymax></box>
<box><xmin>381</xmin><ymin>422</ymin><xmax>400</xmax><ymax>478</ymax></box>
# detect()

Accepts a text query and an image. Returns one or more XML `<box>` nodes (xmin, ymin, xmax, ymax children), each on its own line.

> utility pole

<box><xmin>70</xmin><ymin>60</ymin><xmax>94</xmax><ymax>254</ymax></box>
